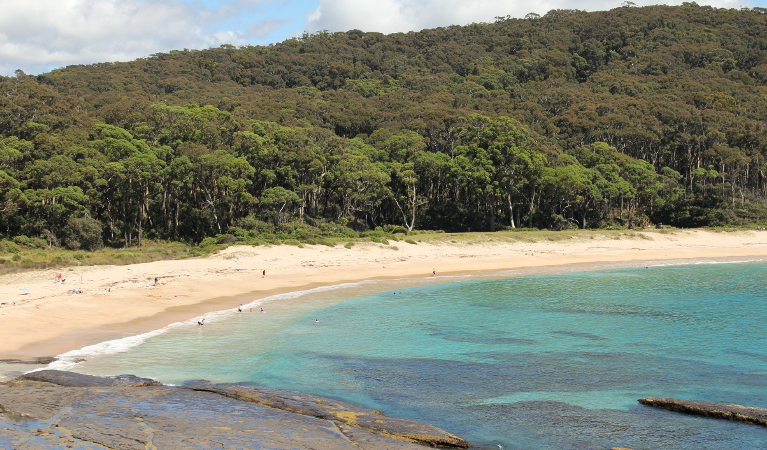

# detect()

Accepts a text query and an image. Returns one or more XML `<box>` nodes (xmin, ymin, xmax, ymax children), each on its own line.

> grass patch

<box><xmin>0</xmin><ymin>240</ymin><xmax>192</xmax><ymax>276</ymax></box>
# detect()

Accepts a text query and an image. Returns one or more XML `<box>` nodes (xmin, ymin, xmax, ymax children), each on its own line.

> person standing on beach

<box><xmin>262</xmin><ymin>269</ymin><xmax>266</xmax><ymax>277</ymax></box>
<box><xmin>154</xmin><ymin>277</ymin><xmax>158</xmax><ymax>286</ymax></box>
<box><xmin>432</xmin><ymin>268</ymin><xmax>436</xmax><ymax>276</ymax></box>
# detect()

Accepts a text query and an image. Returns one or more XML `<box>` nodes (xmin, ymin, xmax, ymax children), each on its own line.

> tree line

<box><xmin>2</xmin><ymin>3</ymin><xmax>767</xmax><ymax>248</ymax></box>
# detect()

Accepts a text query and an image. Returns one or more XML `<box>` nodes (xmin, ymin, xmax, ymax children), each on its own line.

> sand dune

<box><xmin>1</xmin><ymin>229</ymin><xmax>766</xmax><ymax>360</ymax></box>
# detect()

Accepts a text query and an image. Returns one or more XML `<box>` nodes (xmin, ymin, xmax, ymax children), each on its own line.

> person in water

<box><xmin>198</xmin><ymin>318</ymin><xmax>205</xmax><ymax>326</ymax></box>
<box><xmin>237</xmin><ymin>305</ymin><xmax>242</xmax><ymax>312</ymax></box>
<box><xmin>260</xmin><ymin>307</ymin><xmax>265</xmax><ymax>313</ymax></box>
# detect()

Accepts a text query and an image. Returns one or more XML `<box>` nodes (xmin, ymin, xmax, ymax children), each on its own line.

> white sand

<box><xmin>1</xmin><ymin>229</ymin><xmax>766</xmax><ymax>359</ymax></box>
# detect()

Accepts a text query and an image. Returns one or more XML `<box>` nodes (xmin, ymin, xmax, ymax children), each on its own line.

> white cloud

<box><xmin>247</xmin><ymin>18</ymin><xmax>295</xmax><ymax>38</ymax></box>
<box><xmin>306</xmin><ymin>0</ymin><xmax>752</xmax><ymax>35</ymax></box>
<box><xmin>0</xmin><ymin>0</ymin><xmax>249</xmax><ymax>75</ymax></box>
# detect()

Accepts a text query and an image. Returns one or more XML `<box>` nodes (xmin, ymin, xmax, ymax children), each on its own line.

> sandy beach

<box><xmin>2</xmin><ymin>229</ymin><xmax>767</xmax><ymax>360</ymax></box>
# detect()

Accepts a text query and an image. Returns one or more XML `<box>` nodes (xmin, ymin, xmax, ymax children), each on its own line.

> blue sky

<box><xmin>0</xmin><ymin>0</ymin><xmax>763</xmax><ymax>76</ymax></box>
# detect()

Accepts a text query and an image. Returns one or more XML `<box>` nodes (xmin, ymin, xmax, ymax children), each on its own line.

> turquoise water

<box><xmin>60</xmin><ymin>261</ymin><xmax>767</xmax><ymax>449</ymax></box>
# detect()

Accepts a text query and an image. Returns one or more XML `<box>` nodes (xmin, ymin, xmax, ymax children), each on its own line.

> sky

<box><xmin>1</xmin><ymin>0</ymin><xmax>763</xmax><ymax>76</ymax></box>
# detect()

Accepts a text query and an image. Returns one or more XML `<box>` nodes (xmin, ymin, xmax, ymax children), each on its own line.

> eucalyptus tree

<box><xmin>454</xmin><ymin>114</ymin><xmax>546</xmax><ymax>231</ymax></box>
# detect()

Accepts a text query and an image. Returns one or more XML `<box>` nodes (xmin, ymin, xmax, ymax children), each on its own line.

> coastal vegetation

<box><xmin>2</xmin><ymin>3</ymin><xmax>767</xmax><ymax>252</ymax></box>
<box><xmin>0</xmin><ymin>227</ymin><xmax>727</xmax><ymax>275</ymax></box>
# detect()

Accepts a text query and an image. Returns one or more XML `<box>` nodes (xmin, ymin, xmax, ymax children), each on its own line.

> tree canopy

<box><xmin>2</xmin><ymin>3</ymin><xmax>767</xmax><ymax>247</ymax></box>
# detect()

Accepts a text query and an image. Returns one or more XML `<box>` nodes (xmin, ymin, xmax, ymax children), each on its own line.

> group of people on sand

<box><xmin>55</xmin><ymin>273</ymin><xmax>66</xmax><ymax>283</ymax></box>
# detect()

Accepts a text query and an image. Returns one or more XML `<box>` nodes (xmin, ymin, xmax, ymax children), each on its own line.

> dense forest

<box><xmin>2</xmin><ymin>3</ymin><xmax>767</xmax><ymax>249</ymax></box>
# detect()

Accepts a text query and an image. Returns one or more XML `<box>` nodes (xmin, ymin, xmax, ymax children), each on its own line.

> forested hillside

<box><xmin>2</xmin><ymin>3</ymin><xmax>767</xmax><ymax>249</ymax></box>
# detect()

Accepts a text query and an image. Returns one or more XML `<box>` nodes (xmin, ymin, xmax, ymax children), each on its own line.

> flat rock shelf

<box><xmin>0</xmin><ymin>370</ymin><xmax>469</xmax><ymax>450</ymax></box>
<box><xmin>639</xmin><ymin>397</ymin><xmax>767</xmax><ymax>427</ymax></box>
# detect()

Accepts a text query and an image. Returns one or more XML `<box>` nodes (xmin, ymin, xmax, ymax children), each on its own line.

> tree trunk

<box><xmin>507</xmin><ymin>193</ymin><xmax>516</xmax><ymax>229</ymax></box>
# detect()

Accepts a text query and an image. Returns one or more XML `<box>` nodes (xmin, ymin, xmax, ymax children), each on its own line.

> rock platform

<box><xmin>0</xmin><ymin>370</ymin><xmax>469</xmax><ymax>449</ymax></box>
<box><xmin>639</xmin><ymin>397</ymin><xmax>767</xmax><ymax>426</ymax></box>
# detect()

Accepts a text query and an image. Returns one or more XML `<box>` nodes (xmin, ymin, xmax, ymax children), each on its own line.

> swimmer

<box><xmin>260</xmin><ymin>307</ymin><xmax>265</xmax><ymax>313</ymax></box>
<box><xmin>198</xmin><ymin>318</ymin><xmax>205</xmax><ymax>326</ymax></box>
<box><xmin>315</xmin><ymin>319</ymin><xmax>319</xmax><ymax>323</ymax></box>
<box><xmin>237</xmin><ymin>305</ymin><xmax>242</xmax><ymax>312</ymax></box>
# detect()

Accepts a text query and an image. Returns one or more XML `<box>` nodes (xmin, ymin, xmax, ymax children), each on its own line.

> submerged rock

<box><xmin>639</xmin><ymin>397</ymin><xmax>767</xmax><ymax>426</ymax></box>
<box><xmin>0</xmin><ymin>370</ymin><xmax>468</xmax><ymax>449</ymax></box>
<box><xmin>0</xmin><ymin>357</ymin><xmax>58</xmax><ymax>365</ymax></box>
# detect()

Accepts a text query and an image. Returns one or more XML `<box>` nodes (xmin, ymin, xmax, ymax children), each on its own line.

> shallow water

<box><xmin>55</xmin><ymin>260</ymin><xmax>767</xmax><ymax>449</ymax></box>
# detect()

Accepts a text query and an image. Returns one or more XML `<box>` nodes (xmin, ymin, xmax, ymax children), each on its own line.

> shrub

<box><xmin>216</xmin><ymin>234</ymin><xmax>237</xmax><ymax>244</ymax></box>
<box><xmin>383</xmin><ymin>224</ymin><xmax>409</xmax><ymax>234</ymax></box>
<box><xmin>0</xmin><ymin>241</ymin><xmax>21</xmax><ymax>254</ymax></box>
<box><xmin>237</xmin><ymin>216</ymin><xmax>274</xmax><ymax>233</ymax></box>
<box><xmin>12</xmin><ymin>235</ymin><xmax>33</xmax><ymax>247</ymax></box>
<box><xmin>361</xmin><ymin>230</ymin><xmax>387</xmax><ymax>238</ymax></box>
<box><xmin>63</xmin><ymin>217</ymin><xmax>104</xmax><ymax>251</ymax></box>
<box><xmin>30</xmin><ymin>237</ymin><xmax>48</xmax><ymax>249</ymax></box>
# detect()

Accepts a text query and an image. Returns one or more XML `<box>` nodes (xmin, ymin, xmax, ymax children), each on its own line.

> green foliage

<box><xmin>1</xmin><ymin>4</ymin><xmax>767</xmax><ymax>246</ymax></box>
<box><xmin>62</xmin><ymin>217</ymin><xmax>104</xmax><ymax>251</ymax></box>
<box><xmin>0</xmin><ymin>241</ymin><xmax>21</xmax><ymax>254</ymax></box>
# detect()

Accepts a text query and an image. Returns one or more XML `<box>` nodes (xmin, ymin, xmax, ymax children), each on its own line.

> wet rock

<box><xmin>187</xmin><ymin>384</ymin><xmax>470</xmax><ymax>448</ymax></box>
<box><xmin>639</xmin><ymin>397</ymin><xmax>767</xmax><ymax>426</ymax></box>
<box><xmin>0</xmin><ymin>357</ymin><xmax>58</xmax><ymax>365</ymax></box>
<box><xmin>19</xmin><ymin>369</ymin><xmax>162</xmax><ymax>387</ymax></box>
<box><xmin>181</xmin><ymin>378</ymin><xmax>212</xmax><ymax>386</ymax></box>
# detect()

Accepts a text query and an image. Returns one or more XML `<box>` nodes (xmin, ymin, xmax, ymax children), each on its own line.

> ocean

<box><xmin>48</xmin><ymin>259</ymin><xmax>767</xmax><ymax>449</ymax></box>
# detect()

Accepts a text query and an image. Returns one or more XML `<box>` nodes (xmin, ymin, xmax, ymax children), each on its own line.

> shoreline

<box><xmin>2</xmin><ymin>229</ymin><xmax>767</xmax><ymax>362</ymax></box>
